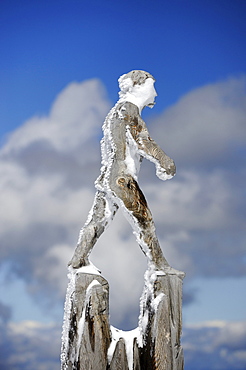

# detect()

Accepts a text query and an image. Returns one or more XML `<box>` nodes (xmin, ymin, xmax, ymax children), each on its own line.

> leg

<box><xmin>69</xmin><ymin>191</ymin><xmax>118</xmax><ymax>268</ymax></box>
<box><xmin>111</xmin><ymin>174</ymin><xmax>170</xmax><ymax>271</ymax></box>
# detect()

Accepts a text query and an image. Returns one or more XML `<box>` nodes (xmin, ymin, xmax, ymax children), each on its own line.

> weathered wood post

<box><xmin>138</xmin><ymin>269</ymin><xmax>185</xmax><ymax>370</ymax></box>
<box><xmin>61</xmin><ymin>267</ymin><xmax>111</xmax><ymax>369</ymax></box>
<box><xmin>61</xmin><ymin>266</ymin><xmax>184</xmax><ymax>369</ymax></box>
<box><xmin>61</xmin><ymin>70</ymin><xmax>185</xmax><ymax>369</ymax></box>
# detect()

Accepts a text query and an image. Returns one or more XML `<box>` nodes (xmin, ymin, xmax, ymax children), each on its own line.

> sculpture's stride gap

<box><xmin>61</xmin><ymin>70</ymin><xmax>185</xmax><ymax>369</ymax></box>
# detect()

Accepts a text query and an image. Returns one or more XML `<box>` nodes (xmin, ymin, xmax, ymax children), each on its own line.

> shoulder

<box><xmin>116</xmin><ymin>101</ymin><xmax>140</xmax><ymax>118</ymax></box>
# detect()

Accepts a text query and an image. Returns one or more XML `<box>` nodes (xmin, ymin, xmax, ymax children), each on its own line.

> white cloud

<box><xmin>151</xmin><ymin>75</ymin><xmax>246</xmax><ymax>166</ymax></box>
<box><xmin>1</xmin><ymin>319</ymin><xmax>245</xmax><ymax>369</ymax></box>
<box><xmin>0</xmin><ymin>320</ymin><xmax>61</xmax><ymax>369</ymax></box>
<box><xmin>0</xmin><ymin>78</ymin><xmax>109</xmax><ymax>304</ymax></box>
<box><xmin>183</xmin><ymin>321</ymin><xmax>246</xmax><ymax>369</ymax></box>
<box><xmin>2</xmin><ymin>79</ymin><xmax>110</xmax><ymax>155</ymax></box>
<box><xmin>144</xmin><ymin>169</ymin><xmax>244</xmax><ymax>232</ymax></box>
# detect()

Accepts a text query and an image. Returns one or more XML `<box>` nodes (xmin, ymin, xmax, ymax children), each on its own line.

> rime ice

<box><xmin>69</xmin><ymin>70</ymin><xmax>176</xmax><ymax>271</ymax></box>
<box><xmin>61</xmin><ymin>70</ymin><xmax>184</xmax><ymax>369</ymax></box>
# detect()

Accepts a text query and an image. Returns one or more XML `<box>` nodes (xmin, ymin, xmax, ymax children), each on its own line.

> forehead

<box><xmin>144</xmin><ymin>78</ymin><xmax>155</xmax><ymax>86</ymax></box>
<box><xmin>137</xmin><ymin>78</ymin><xmax>155</xmax><ymax>90</ymax></box>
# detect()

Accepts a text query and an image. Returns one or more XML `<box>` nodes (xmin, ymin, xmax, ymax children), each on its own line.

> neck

<box><xmin>119</xmin><ymin>93</ymin><xmax>145</xmax><ymax>114</ymax></box>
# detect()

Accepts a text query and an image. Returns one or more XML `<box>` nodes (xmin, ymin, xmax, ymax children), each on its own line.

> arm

<box><xmin>134</xmin><ymin>119</ymin><xmax>176</xmax><ymax>180</ymax></box>
<box><xmin>121</xmin><ymin>101</ymin><xmax>176</xmax><ymax>180</ymax></box>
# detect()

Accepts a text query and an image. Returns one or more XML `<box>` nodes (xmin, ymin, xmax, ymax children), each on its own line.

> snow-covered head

<box><xmin>118</xmin><ymin>70</ymin><xmax>157</xmax><ymax>112</ymax></box>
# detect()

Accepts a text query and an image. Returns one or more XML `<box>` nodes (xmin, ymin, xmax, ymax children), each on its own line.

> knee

<box><xmin>110</xmin><ymin>174</ymin><xmax>129</xmax><ymax>198</ymax></box>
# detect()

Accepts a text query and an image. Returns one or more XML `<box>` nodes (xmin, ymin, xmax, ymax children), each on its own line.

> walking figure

<box><xmin>69</xmin><ymin>70</ymin><xmax>176</xmax><ymax>271</ymax></box>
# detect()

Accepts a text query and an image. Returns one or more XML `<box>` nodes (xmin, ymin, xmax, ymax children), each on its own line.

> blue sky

<box><xmin>1</xmin><ymin>0</ymin><xmax>245</xmax><ymax>136</ymax></box>
<box><xmin>0</xmin><ymin>1</ymin><xmax>246</xmax><ymax>369</ymax></box>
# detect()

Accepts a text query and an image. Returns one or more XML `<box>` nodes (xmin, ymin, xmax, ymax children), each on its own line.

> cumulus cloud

<box><xmin>183</xmin><ymin>321</ymin><xmax>246</xmax><ymax>369</ymax></box>
<box><xmin>0</xmin><ymin>78</ymin><xmax>110</xmax><ymax>304</ymax></box>
<box><xmin>2</xmin><ymin>79</ymin><xmax>109</xmax><ymax>156</ymax></box>
<box><xmin>0</xmin><ymin>321</ymin><xmax>60</xmax><ymax>370</ymax></box>
<box><xmin>150</xmin><ymin>75</ymin><xmax>246</xmax><ymax>168</ymax></box>
<box><xmin>0</xmin><ymin>75</ymin><xmax>245</xmax><ymax>338</ymax></box>
<box><xmin>1</xmin><ymin>319</ymin><xmax>245</xmax><ymax>370</ymax></box>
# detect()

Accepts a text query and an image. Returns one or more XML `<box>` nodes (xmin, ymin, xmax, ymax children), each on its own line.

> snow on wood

<box><xmin>61</xmin><ymin>71</ymin><xmax>185</xmax><ymax>369</ymax></box>
<box><xmin>61</xmin><ymin>267</ymin><xmax>184</xmax><ymax>369</ymax></box>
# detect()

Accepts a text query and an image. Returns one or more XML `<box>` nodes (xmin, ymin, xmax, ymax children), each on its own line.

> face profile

<box><xmin>119</xmin><ymin>76</ymin><xmax>157</xmax><ymax>112</ymax></box>
<box><xmin>139</xmin><ymin>77</ymin><xmax>158</xmax><ymax>108</ymax></box>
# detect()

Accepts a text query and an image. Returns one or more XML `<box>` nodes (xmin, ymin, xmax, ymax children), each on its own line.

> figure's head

<box><xmin>118</xmin><ymin>70</ymin><xmax>157</xmax><ymax>110</ymax></box>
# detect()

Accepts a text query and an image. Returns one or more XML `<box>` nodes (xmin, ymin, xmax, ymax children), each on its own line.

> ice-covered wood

<box><xmin>61</xmin><ymin>271</ymin><xmax>111</xmax><ymax>369</ymax></box>
<box><xmin>68</xmin><ymin>70</ymin><xmax>176</xmax><ymax>272</ymax></box>
<box><xmin>61</xmin><ymin>268</ymin><xmax>184</xmax><ymax>369</ymax></box>
<box><xmin>61</xmin><ymin>70</ymin><xmax>185</xmax><ymax>369</ymax></box>
<box><xmin>138</xmin><ymin>271</ymin><xmax>185</xmax><ymax>370</ymax></box>
<box><xmin>109</xmin><ymin>338</ymin><xmax>129</xmax><ymax>370</ymax></box>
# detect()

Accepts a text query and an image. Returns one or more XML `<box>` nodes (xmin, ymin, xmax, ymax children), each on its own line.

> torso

<box><xmin>96</xmin><ymin>101</ymin><xmax>143</xmax><ymax>191</ymax></box>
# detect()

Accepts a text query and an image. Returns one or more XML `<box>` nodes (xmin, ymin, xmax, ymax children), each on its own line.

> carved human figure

<box><xmin>69</xmin><ymin>70</ymin><xmax>176</xmax><ymax>271</ymax></box>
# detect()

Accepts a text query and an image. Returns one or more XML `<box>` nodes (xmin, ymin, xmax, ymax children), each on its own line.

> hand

<box><xmin>165</xmin><ymin>159</ymin><xmax>176</xmax><ymax>176</ymax></box>
<box><xmin>162</xmin><ymin>156</ymin><xmax>176</xmax><ymax>176</ymax></box>
<box><xmin>156</xmin><ymin>157</ymin><xmax>176</xmax><ymax>180</ymax></box>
